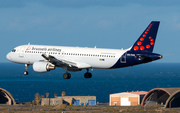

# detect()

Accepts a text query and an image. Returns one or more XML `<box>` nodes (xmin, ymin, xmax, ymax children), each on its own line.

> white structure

<box><xmin>109</xmin><ymin>91</ymin><xmax>147</xmax><ymax>106</ymax></box>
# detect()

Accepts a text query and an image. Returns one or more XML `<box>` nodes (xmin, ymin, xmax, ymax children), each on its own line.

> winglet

<box><xmin>130</xmin><ymin>21</ymin><xmax>160</xmax><ymax>53</ymax></box>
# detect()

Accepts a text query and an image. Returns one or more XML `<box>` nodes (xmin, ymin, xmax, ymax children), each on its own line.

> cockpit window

<box><xmin>12</xmin><ymin>49</ymin><xmax>16</xmax><ymax>52</ymax></box>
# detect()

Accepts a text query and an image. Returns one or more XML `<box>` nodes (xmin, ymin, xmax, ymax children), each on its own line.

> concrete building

<box><xmin>109</xmin><ymin>91</ymin><xmax>148</xmax><ymax>106</ymax></box>
<box><xmin>141</xmin><ymin>88</ymin><xmax>180</xmax><ymax>108</ymax></box>
<box><xmin>41</xmin><ymin>96</ymin><xmax>96</xmax><ymax>106</ymax></box>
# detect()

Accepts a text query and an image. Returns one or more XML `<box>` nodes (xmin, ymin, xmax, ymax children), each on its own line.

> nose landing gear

<box><xmin>24</xmin><ymin>64</ymin><xmax>29</xmax><ymax>75</ymax></box>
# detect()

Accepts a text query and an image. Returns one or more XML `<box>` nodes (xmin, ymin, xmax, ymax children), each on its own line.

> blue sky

<box><xmin>1</xmin><ymin>0</ymin><xmax>180</xmax><ymax>62</ymax></box>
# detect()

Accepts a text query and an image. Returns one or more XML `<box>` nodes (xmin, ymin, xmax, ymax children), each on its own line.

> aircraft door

<box><xmin>19</xmin><ymin>47</ymin><xmax>25</xmax><ymax>57</ymax></box>
<box><xmin>120</xmin><ymin>52</ymin><xmax>127</xmax><ymax>63</ymax></box>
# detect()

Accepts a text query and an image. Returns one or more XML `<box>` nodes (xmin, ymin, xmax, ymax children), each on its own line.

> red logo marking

<box><xmin>143</xmin><ymin>34</ymin><xmax>146</xmax><ymax>37</ymax></box>
<box><xmin>137</xmin><ymin>41</ymin><xmax>142</xmax><ymax>45</ymax></box>
<box><xmin>26</xmin><ymin>47</ymin><xmax>31</xmax><ymax>51</ymax></box>
<box><xmin>149</xmin><ymin>36</ymin><xmax>152</xmax><ymax>39</ymax></box>
<box><xmin>147</xmin><ymin>29</ymin><xmax>149</xmax><ymax>31</ymax></box>
<box><xmin>145</xmin><ymin>31</ymin><xmax>148</xmax><ymax>34</ymax></box>
<box><xmin>146</xmin><ymin>45</ymin><xmax>150</xmax><ymax>49</ymax></box>
<box><xmin>150</xmin><ymin>42</ymin><xmax>154</xmax><ymax>45</ymax></box>
<box><xmin>140</xmin><ymin>38</ymin><xmax>144</xmax><ymax>41</ymax></box>
<box><xmin>140</xmin><ymin>46</ymin><xmax>145</xmax><ymax>50</ymax></box>
<box><xmin>134</xmin><ymin>46</ymin><xmax>139</xmax><ymax>51</ymax></box>
<box><xmin>150</xmin><ymin>39</ymin><xmax>154</xmax><ymax>41</ymax></box>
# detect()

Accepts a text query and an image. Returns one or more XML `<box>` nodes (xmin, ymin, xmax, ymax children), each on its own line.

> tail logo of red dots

<box><xmin>133</xmin><ymin>24</ymin><xmax>155</xmax><ymax>51</ymax></box>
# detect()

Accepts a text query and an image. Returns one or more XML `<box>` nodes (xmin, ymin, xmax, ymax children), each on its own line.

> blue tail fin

<box><xmin>130</xmin><ymin>21</ymin><xmax>160</xmax><ymax>53</ymax></box>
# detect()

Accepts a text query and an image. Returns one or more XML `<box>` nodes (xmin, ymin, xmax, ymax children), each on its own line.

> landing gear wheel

<box><xmin>63</xmin><ymin>73</ymin><xmax>68</xmax><ymax>79</ymax></box>
<box><xmin>24</xmin><ymin>71</ymin><xmax>28</xmax><ymax>75</ymax></box>
<box><xmin>67</xmin><ymin>73</ymin><xmax>71</xmax><ymax>79</ymax></box>
<box><xmin>89</xmin><ymin>73</ymin><xmax>92</xmax><ymax>78</ymax></box>
<box><xmin>63</xmin><ymin>73</ymin><xmax>71</xmax><ymax>79</ymax></box>
<box><xmin>84</xmin><ymin>72</ymin><xmax>92</xmax><ymax>78</ymax></box>
<box><xmin>84</xmin><ymin>73</ymin><xmax>89</xmax><ymax>78</ymax></box>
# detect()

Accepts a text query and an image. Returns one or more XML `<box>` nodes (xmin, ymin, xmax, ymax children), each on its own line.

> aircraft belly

<box><xmin>53</xmin><ymin>56</ymin><xmax>118</xmax><ymax>69</ymax></box>
<box><xmin>75</xmin><ymin>57</ymin><xmax>118</xmax><ymax>69</ymax></box>
<box><xmin>91</xmin><ymin>59</ymin><xmax>118</xmax><ymax>69</ymax></box>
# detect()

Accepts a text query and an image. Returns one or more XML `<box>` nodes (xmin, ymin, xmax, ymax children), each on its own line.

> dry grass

<box><xmin>0</xmin><ymin>104</ymin><xmax>179</xmax><ymax>113</ymax></box>
<box><xmin>100</xmin><ymin>105</ymin><xmax>180</xmax><ymax>113</ymax></box>
<box><xmin>53</xmin><ymin>104</ymin><xmax>67</xmax><ymax>110</ymax></box>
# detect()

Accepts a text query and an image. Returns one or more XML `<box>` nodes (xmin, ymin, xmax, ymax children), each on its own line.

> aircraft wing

<box><xmin>41</xmin><ymin>54</ymin><xmax>91</xmax><ymax>69</ymax></box>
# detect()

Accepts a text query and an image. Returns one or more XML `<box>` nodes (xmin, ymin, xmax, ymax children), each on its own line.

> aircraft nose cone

<box><xmin>6</xmin><ymin>53</ymin><xmax>11</xmax><ymax>61</ymax></box>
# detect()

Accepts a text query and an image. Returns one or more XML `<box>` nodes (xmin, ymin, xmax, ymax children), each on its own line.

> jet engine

<box><xmin>33</xmin><ymin>62</ymin><xmax>56</xmax><ymax>73</ymax></box>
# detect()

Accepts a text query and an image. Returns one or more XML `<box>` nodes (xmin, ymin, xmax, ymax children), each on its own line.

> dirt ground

<box><xmin>0</xmin><ymin>103</ymin><xmax>180</xmax><ymax>113</ymax></box>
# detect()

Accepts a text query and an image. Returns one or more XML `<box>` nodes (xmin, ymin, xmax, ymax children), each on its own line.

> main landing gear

<box><xmin>84</xmin><ymin>72</ymin><xmax>92</xmax><ymax>78</ymax></box>
<box><xmin>63</xmin><ymin>72</ymin><xmax>71</xmax><ymax>79</ymax></box>
<box><xmin>84</xmin><ymin>69</ymin><xmax>92</xmax><ymax>78</ymax></box>
<box><xmin>62</xmin><ymin>67</ymin><xmax>71</xmax><ymax>79</ymax></box>
<box><xmin>62</xmin><ymin>68</ymin><xmax>92</xmax><ymax>79</ymax></box>
<box><xmin>24</xmin><ymin>64</ymin><xmax>29</xmax><ymax>75</ymax></box>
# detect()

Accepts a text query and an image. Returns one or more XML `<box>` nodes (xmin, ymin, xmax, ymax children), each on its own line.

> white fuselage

<box><xmin>6</xmin><ymin>21</ymin><xmax>162</xmax><ymax>79</ymax></box>
<box><xmin>7</xmin><ymin>45</ymin><xmax>129</xmax><ymax>69</ymax></box>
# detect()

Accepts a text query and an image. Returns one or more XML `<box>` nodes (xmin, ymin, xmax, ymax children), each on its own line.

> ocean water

<box><xmin>0</xmin><ymin>62</ymin><xmax>180</xmax><ymax>103</ymax></box>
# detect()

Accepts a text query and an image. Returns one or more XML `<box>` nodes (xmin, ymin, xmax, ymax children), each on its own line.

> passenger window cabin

<box><xmin>23</xmin><ymin>50</ymin><xmax>116</xmax><ymax>58</ymax></box>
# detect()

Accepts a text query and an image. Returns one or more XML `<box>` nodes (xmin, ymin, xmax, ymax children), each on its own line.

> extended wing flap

<box><xmin>49</xmin><ymin>55</ymin><xmax>77</xmax><ymax>67</ymax></box>
<box><xmin>41</xmin><ymin>54</ymin><xmax>91</xmax><ymax>69</ymax></box>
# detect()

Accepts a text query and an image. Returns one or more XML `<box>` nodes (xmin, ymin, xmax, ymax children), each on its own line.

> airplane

<box><xmin>6</xmin><ymin>21</ymin><xmax>162</xmax><ymax>79</ymax></box>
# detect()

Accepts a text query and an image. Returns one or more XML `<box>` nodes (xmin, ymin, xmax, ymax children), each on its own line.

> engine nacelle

<box><xmin>33</xmin><ymin>62</ymin><xmax>56</xmax><ymax>73</ymax></box>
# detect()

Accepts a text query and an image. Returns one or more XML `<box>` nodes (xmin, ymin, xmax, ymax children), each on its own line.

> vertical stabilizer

<box><xmin>130</xmin><ymin>21</ymin><xmax>160</xmax><ymax>53</ymax></box>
